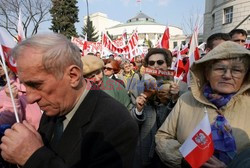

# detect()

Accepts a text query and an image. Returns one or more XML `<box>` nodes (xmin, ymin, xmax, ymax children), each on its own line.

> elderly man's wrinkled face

<box><xmin>85</xmin><ymin>69</ymin><xmax>103</xmax><ymax>86</ymax></box>
<box><xmin>206</xmin><ymin>59</ymin><xmax>247</xmax><ymax>94</ymax></box>
<box><xmin>16</xmin><ymin>48</ymin><xmax>78</xmax><ymax>116</ymax></box>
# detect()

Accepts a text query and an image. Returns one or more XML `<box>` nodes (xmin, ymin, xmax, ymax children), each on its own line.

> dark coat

<box><xmin>23</xmin><ymin>89</ymin><xmax>139</xmax><ymax>168</ymax></box>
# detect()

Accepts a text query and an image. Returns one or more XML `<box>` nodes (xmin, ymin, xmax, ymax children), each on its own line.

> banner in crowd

<box><xmin>102</xmin><ymin>31</ymin><xmax>139</xmax><ymax>55</ymax></box>
<box><xmin>144</xmin><ymin>67</ymin><xmax>174</xmax><ymax>77</ymax></box>
<box><xmin>72</xmin><ymin>30</ymin><xmax>140</xmax><ymax>59</ymax></box>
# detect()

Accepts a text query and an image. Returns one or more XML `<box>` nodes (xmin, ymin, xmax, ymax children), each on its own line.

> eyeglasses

<box><xmin>148</xmin><ymin>60</ymin><xmax>165</xmax><ymax>66</ymax></box>
<box><xmin>233</xmin><ymin>39</ymin><xmax>246</xmax><ymax>43</ymax></box>
<box><xmin>84</xmin><ymin>69</ymin><xmax>102</xmax><ymax>79</ymax></box>
<box><xmin>212</xmin><ymin>65</ymin><xmax>247</xmax><ymax>78</ymax></box>
<box><xmin>104</xmin><ymin>67</ymin><xmax>113</xmax><ymax>71</ymax></box>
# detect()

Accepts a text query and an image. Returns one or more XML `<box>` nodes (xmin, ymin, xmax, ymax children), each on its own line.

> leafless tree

<box><xmin>0</xmin><ymin>0</ymin><xmax>51</xmax><ymax>40</ymax></box>
<box><xmin>181</xmin><ymin>7</ymin><xmax>204</xmax><ymax>36</ymax></box>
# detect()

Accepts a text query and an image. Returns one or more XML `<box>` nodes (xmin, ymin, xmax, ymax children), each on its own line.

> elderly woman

<box><xmin>131</xmin><ymin>48</ymin><xmax>180</xmax><ymax>168</ymax></box>
<box><xmin>155</xmin><ymin>41</ymin><xmax>250</xmax><ymax>167</ymax></box>
<box><xmin>81</xmin><ymin>55</ymin><xmax>132</xmax><ymax>110</ymax></box>
<box><xmin>104</xmin><ymin>59</ymin><xmax>125</xmax><ymax>87</ymax></box>
<box><xmin>118</xmin><ymin>59</ymin><xmax>141</xmax><ymax>104</ymax></box>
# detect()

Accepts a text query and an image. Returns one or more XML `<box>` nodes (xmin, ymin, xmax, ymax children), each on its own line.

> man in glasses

<box><xmin>229</xmin><ymin>29</ymin><xmax>248</xmax><ymax>47</ymax></box>
<box><xmin>81</xmin><ymin>55</ymin><xmax>132</xmax><ymax>110</ymax></box>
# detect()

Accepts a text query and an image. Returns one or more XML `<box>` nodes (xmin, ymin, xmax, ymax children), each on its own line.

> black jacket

<box><xmin>23</xmin><ymin>89</ymin><xmax>139</xmax><ymax>168</ymax></box>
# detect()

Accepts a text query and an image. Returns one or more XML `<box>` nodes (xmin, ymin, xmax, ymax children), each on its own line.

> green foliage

<box><xmin>144</xmin><ymin>38</ymin><xmax>153</xmax><ymax>48</ymax></box>
<box><xmin>81</xmin><ymin>16</ymin><xmax>99</xmax><ymax>42</ymax></box>
<box><xmin>50</xmin><ymin>0</ymin><xmax>79</xmax><ymax>38</ymax></box>
<box><xmin>106</xmin><ymin>31</ymin><xmax>114</xmax><ymax>41</ymax></box>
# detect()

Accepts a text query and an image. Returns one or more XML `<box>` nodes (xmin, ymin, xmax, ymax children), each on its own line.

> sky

<box><xmin>39</xmin><ymin>0</ymin><xmax>205</xmax><ymax>35</ymax></box>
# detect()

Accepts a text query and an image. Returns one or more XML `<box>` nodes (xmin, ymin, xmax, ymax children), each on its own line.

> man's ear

<box><xmin>66</xmin><ymin>65</ymin><xmax>82</xmax><ymax>88</ymax></box>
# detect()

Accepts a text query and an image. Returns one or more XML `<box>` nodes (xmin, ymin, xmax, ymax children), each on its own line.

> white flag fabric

<box><xmin>0</xmin><ymin>28</ymin><xmax>17</xmax><ymax>73</ymax></box>
<box><xmin>17</xmin><ymin>10</ymin><xmax>25</xmax><ymax>42</ymax></box>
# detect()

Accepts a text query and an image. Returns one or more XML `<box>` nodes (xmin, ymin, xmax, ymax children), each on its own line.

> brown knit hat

<box><xmin>81</xmin><ymin>56</ymin><xmax>104</xmax><ymax>75</ymax></box>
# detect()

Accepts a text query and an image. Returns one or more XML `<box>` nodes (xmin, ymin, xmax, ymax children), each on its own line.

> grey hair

<box><xmin>11</xmin><ymin>33</ymin><xmax>82</xmax><ymax>79</ymax></box>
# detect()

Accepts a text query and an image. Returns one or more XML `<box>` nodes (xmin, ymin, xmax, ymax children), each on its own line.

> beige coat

<box><xmin>155</xmin><ymin>41</ymin><xmax>250</xmax><ymax>168</ymax></box>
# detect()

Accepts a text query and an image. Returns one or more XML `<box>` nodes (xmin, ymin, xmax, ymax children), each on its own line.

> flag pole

<box><xmin>140</xmin><ymin>1</ymin><xmax>142</xmax><ymax>12</ymax></box>
<box><xmin>101</xmin><ymin>31</ymin><xmax>104</xmax><ymax>58</ymax></box>
<box><xmin>0</xmin><ymin>46</ymin><xmax>20</xmax><ymax>123</ymax></box>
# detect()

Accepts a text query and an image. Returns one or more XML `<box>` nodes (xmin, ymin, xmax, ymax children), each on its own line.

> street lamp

<box><xmin>86</xmin><ymin>0</ymin><xmax>89</xmax><ymax>17</ymax></box>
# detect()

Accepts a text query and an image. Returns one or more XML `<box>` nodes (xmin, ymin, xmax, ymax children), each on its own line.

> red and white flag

<box><xmin>175</xmin><ymin>50</ymin><xmax>185</xmax><ymax>77</ymax></box>
<box><xmin>82</xmin><ymin>34</ymin><xmax>88</xmax><ymax>56</ymax></box>
<box><xmin>180</xmin><ymin>43</ymin><xmax>189</xmax><ymax>55</ymax></box>
<box><xmin>179</xmin><ymin>112</ymin><xmax>214</xmax><ymax>168</ymax></box>
<box><xmin>245</xmin><ymin>40</ymin><xmax>250</xmax><ymax>49</ymax></box>
<box><xmin>0</xmin><ymin>28</ymin><xmax>17</xmax><ymax>73</ymax></box>
<box><xmin>161</xmin><ymin>27</ymin><xmax>170</xmax><ymax>49</ymax></box>
<box><xmin>122</xmin><ymin>29</ymin><xmax>127</xmax><ymax>45</ymax></box>
<box><xmin>183</xmin><ymin>27</ymin><xmax>200</xmax><ymax>84</ymax></box>
<box><xmin>17</xmin><ymin>10</ymin><xmax>25</xmax><ymax>42</ymax></box>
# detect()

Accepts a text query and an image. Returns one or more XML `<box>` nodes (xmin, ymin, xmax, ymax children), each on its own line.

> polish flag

<box><xmin>122</xmin><ymin>29</ymin><xmax>127</xmax><ymax>45</ymax></box>
<box><xmin>0</xmin><ymin>28</ymin><xmax>17</xmax><ymax>73</ymax></box>
<box><xmin>174</xmin><ymin>50</ymin><xmax>185</xmax><ymax>78</ymax></box>
<box><xmin>82</xmin><ymin>34</ymin><xmax>88</xmax><ymax>56</ymax></box>
<box><xmin>183</xmin><ymin>27</ymin><xmax>200</xmax><ymax>84</ymax></box>
<box><xmin>245</xmin><ymin>40</ymin><xmax>250</xmax><ymax>49</ymax></box>
<box><xmin>179</xmin><ymin>112</ymin><xmax>214</xmax><ymax>168</ymax></box>
<box><xmin>161</xmin><ymin>27</ymin><xmax>170</xmax><ymax>49</ymax></box>
<box><xmin>17</xmin><ymin>10</ymin><xmax>25</xmax><ymax>42</ymax></box>
<box><xmin>180</xmin><ymin>43</ymin><xmax>189</xmax><ymax>55</ymax></box>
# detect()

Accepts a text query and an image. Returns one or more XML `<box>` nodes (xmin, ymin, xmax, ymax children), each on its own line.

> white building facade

<box><xmin>84</xmin><ymin>12</ymin><xmax>189</xmax><ymax>50</ymax></box>
<box><xmin>84</xmin><ymin>12</ymin><xmax>121</xmax><ymax>40</ymax></box>
<box><xmin>203</xmin><ymin>0</ymin><xmax>250</xmax><ymax>41</ymax></box>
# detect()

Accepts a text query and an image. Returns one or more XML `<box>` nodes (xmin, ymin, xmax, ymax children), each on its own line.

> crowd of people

<box><xmin>0</xmin><ymin>28</ymin><xmax>249</xmax><ymax>168</ymax></box>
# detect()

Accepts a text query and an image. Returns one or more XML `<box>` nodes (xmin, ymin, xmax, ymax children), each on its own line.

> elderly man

<box><xmin>0</xmin><ymin>33</ymin><xmax>138</xmax><ymax>168</ymax></box>
<box><xmin>81</xmin><ymin>55</ymin><xmax>132</xmax><ymax>110</ymax></box>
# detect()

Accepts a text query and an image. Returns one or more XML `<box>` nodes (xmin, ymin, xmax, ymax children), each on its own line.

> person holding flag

<box><xmin>0</xmin><ymin>33</ymin><xmax>138</xmax><ymax>168</ymax></box>
<box><xmin>131</xmin><ymin>48</ymin><xmax>180</xmax><ymax>168</ymax></box>
<box><xmin>155</xmin><ymin>41</ymin><xmax>250</xmax><ymax>167</ymax></box>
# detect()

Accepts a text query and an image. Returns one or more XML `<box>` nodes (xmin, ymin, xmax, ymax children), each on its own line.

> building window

<box><xmin>224</xmin><ymin>6</ymin><xmax>233</xmax><ymax>24</ymax></box>
<box><xmin>211</xmin><ymin>13</ymin><xmax>215</xmax><ymax>29</ymax></box>
<box><xmin>173</xmin><ymin>41</ymin><xmax>178</xmax><ymax>48</ymax></box>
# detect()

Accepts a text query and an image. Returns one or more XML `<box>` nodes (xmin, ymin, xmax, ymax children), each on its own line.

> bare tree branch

<box><xmin>181</xmin><ymin>6</ymin><xmax>204</xmax><ymax>36</ymax></box>
<box><xmin>0</xmin><ymin>0</ymin><xmax>51</xmax><ymax>39</ymax></box>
